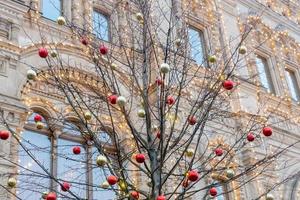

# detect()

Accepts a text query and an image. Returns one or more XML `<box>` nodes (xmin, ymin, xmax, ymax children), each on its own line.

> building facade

<box><xmin>0</xmin><ymin>0</ymin><xmax>299</xmax><ymax>199</ymax></box>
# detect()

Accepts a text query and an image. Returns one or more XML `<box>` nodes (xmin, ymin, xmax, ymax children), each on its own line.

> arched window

<box><xmin>93</xmin><ymin>10</ymin><xmax>110</xmax><ymax>41</ymax></box>
<box><xmin>17</xmin><ymin>112</ymin><xmax>116</xmax><ymax>199</ymax></box>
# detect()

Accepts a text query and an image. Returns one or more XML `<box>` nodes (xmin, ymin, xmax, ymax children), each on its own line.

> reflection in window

<box><xmin>188</xmin><ymin>27</ymin><xmax>206</xmax><ymax>65</ymax></box>
<box><xmin>57</xmin><ymin>139</ymin><xmax>87</xmax><ymax>199</ymax></box>
<box><xmin>42</xmin><ymin>0</ymin><xmax>61</xmax><ymax>21</ymax></box>
<box><xmin>285</xmin><ymin>69</ymin><xmax>300</xmax><ymax>101</ymax></box>
<box><xmin>256</xmin><ymin>56</ymin><xmax>275</xmax><ymax>93</ymax></box>
<box><xmin>92</xmin><ymin>147</ymin><xmax>116</xmax><ymax>200</ymax></box>
<box><xmin>17</xmin><ymin>130</ymin><xmax>51</xmax><ymax>199</ymax></box>
<box><xmin>93</xmin><ymin>10</ymin><xmax>109</xmax><ymax>41</ymax></box>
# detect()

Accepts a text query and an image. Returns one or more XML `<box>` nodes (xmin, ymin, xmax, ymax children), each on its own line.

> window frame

<box><xmin>284</xmin><ymin>67</ymin><xmax>300</xmax><ymax>102</ymax></box>
<box><xmin>254</xmin><ymin>54</ymin><xmax>276</xmax><ymax>94</ymax></box>
<box><xmin>92</xmin><ymin>8</ymin><xmax>111</xmax><ymax>42</ymax></box>
<box><xmin>41</xmin><ymin>0</ymin><xmax>63</xmax><ymax>21</ymax></box>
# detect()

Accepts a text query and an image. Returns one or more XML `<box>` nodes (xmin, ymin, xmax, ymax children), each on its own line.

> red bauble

<box><xmin>135</xmin><ymin>154</ymin><xmax>146</xmax><ymax>163</ymax></box>
<box><xmin>215</xmin><ymin>148</ymin><xmax>223</xmax><ymax>156</ymax></box>
<box><xmin>263</xmin><ymin>127</ymin><xmax>272</xmax><ymax>137</ymax></box>
<box><xmin>155</xmin><ymin>78</ymin><xmax>163</xmax><ymax>86</ymax></box>
<box><xmin>108</xmin><ymin>95</ymin><xmax>118</xmax><ymax>104</ymax></box>
<box><xmin>61</xmin><ymin>182</ymin><xmax>71</xmax><ymax>192</ymax></box>
<box><xmin>166</xmin><ymin>96</ymin><xmax>175</xmax><ymax>105</ymax></box>
<box><xmin>156</xmin><ymin>131</ymin><xmax>161</xmax><ymax>139</ymax></box>
<box><xmin>187</xmin><ymin>170</ymin><xmax>199</xmax><ymax>182</ymax></box>
<box><xmin>34</xmin><ymin>114</ymin><xmax>43</xmax><ymax>122</ymax></box>
<box><xmin>157</xmin><ymin>195</ymin><xmax>166</xmax><ymax>200</ymax></box>
<box><xmin>99</xmin><ymin>45</ymin><xmax>108</xmax><ymax>55</ymax></box>
<box><xmin>81</xmin><ymin>37</ymin><xmax>88</xmax><ymax>46</ymax></box>
<box><xmin>107</xmin><ymin>175</ymin><xmax>118</xmax><ymax>185</ymax></box>
<box><xmin>72</xmin><ymin>146</ymin><xmax>81</xmax><ymax>155</ymax></box>
<box><xmin>222</xmin><ymin>80</ymin><xmax>234</xmax><ymax>90</ymax></box>
<box><xmin>0</xmin><ymin>130</ymin><xmax>9</xmax><ymax>140</ymax></box>
<box><xmin>46</xmin><ymin>192</ymin><xmax>57</xmax><ymax>200</ymax></box>
<box><xmin>130</xmin><ymin>191</ymin><xmax>140</xmax><ymax>199</ymax></box>
<box><xmin>188</xmin><ymin>116</ymin><xmax>197</xmax><ymax>125</ymax></box>
<box><xmin>39</xmin><ymin>48</ymin><xmax>48</xmax><ymax>58</ymax></box>
<box><xmin>209</xmin><ymin>187</ymin><xmax>217</xmax><ymax>196</ymax></box>
<box><xmin>247</xmin><ymin>133</ymin><xmax>255</xmax><ymax>142</ymax></box>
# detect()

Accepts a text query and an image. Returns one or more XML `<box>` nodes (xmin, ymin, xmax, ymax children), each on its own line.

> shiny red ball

<box><xmin>247</xmin><ymin>133</ymin><xmax>255</xmax><ymax>142</ymax></box>
<box><xmin>263</xmin><ymin>127</ymin><xmax>272</xmax><ymax>137</ymax></box>
<box><xmin>187</xmin><ymin>170</ymin><xmax>199</xmax><ymax>182</ymax></box>
<box><xmin>155</xmin><ymin>78</ymin><xmax>163</xmax><ymax>86</ymax></box>
<box><xmin>156</xmin><ymin>131</ymin><xmax>161</xmax><ymax>139</ymax></box>
<box><xmin>166</xmin><ymin>96</ymin><xmax>175</xmax><ymax>105</ymax></box>
<box><xmin>46</xmin><ymin>192</ymin><xmax>57</xmax><ymax>200</ymax></box>
<box><xmin>39</xmin><ymin>48</ymin><xmax>48</xmax><ymax>58</ymax></box>
<box><xmin>222</xmin><ymin>80</ymin><xmax>234</xmax><ymax>90</ymax></box>
<box><xmin>99</xmin><ymin>45</ymin><xmax>108</xmax><ymax>55</ymax></box>
<box><xmin>130</xmin><ymin>191</ymin><xmax>140</xmax><ymax>199</ymax></box>
<box><xmin>81</xmin><ymin>37</ymin><xmax>88</xmax><ymax>46</ymax></box>
<box><xmin>209</xmin><ymin>187</ymin><xmax>217</xmax><ymax>196</ymax></box>
<box><xmin>34</xmin><ymin>114</ymin><xmax>43</xmax><ymax>122</ymax></box>
<box><xmin>61</xmin><ymin>182</ymin><xmax>71</xmax><ymax>192</ymax></box>
<box><xmin>156</xmin><ymin>195</ymin><xmax>166</xmax><ymax>200</ymax></box>
<box><xmin>188</xmin><ymin>116</ymin><xmax>197</xmax><ymax>125</ymax></box>
<box><xmin>72</xmin><ymin>146</ymin><xmax>81</xmax><ymax>155</ymax></box>
<box><xmin>0</xmin><ymin>130</ymin><xmax>9</xmax><ymax>140</ymax></box>
<box><xmin>135</xmin><ymin>154</ymin><xmax>146</xmax><ymax>163</ymax></box>
<box><xmin>215</xmin><ymin>148</ymin><xmax>223</xmax><ymax>156</ymax></box>
<box><xmin>107</xmin><ymin>175</ymin><xmax>118</xmax><ymax>185</ymax></box>
<box><xmin>108</xmin><ymin>95</ymin><xmax>118</xmax><ymax>104</ymax></box>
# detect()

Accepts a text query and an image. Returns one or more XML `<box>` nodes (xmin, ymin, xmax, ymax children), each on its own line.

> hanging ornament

<box><xmin>117</xmin><ymin>96</ymin><xmax>127</xmax><ymax>107</ymax></box>
<box><xmin>187</xmin><ymin>170</ymin><xmax>199</xmax><ymax>182</ymax></box>
<box><xmin>215</xmin><ymin>148</ymin><xmax>223</xmax><ymax>156</ymax></box>
<box><xmin>50</xmin><ymin>51</ymin><xmax>57</xmax><ymax>58</ymax></box>
<box><xmin>156</xmin><ymin>195</ymin><xmax>166</xmax><ymax>200</ymax></box>
<box><xmin>156</xmin><ymin>131</ymin><xmax>161</xmax><ymax>139</ymax></box>
<box><xmin>42</xmin><ymin>192</ymin><xmax>48</xmax><ymax>199</ymax></box>
<box><xmin>0</xmin><ymin>130</ymin><xmax>10</xmax><ymax>140</ymax></box>
<box><xmin>96</xmin><ymin>155</ymin><xmax>108</xmax><ymax>167</ymax></box>
<box><xmin>185</xmin><ymin>148</ymin><xmax>194</xmax><ymax>157</ymax></box>
<box><xmin>108</xmin><ymin>95</ymin><xmax>118</xmax><ymax>104</ymax></box>
<box><xmin>135</xmin><ymin>13</ymin><xmax>144</xmax><ymax>22</ymax></box>
<box><xmin>84</xmin><ymin>111</ymin><xmax>92</xmax><ymax>120</ymax></box>
<box><xmin>188</xmin><ymin>116</ymin><xmax>197</xmax><ymax>125</ymax></box>
<box><xmin>27</xmin><ymin>69</ymin><xmax>37</xmax><ymax>80</ymax></box>
<box><xmin>72</xmin><ymin>146</ymin><xmax>81</xmax><ymax>155</ymax></box>
<box><xmin>208</xmin><ymin>55</ymin><xmax>217</xmax><ymax>63</ymax></box>
<box><xmin>36</xmin><ymin>122</ymin><xmax>44</xmax><ymax>129</ymax></box>
<box><xmin>99</xmin><ymin>45</ymin><xmax>109</xmax><ymax>55</ymax></box>
<box><xmin>225</xmin><ymin>169</ymin><xmax>235</xmax><ymax>178</ymax></box>
<box><xmin>107</xmin><ymin>175</ymin><xmax>118</xmax><ymax>185</ymax></box>
<box><xmin>80</xmin><ymin>37</ymin><xmax>88</xmax><ymax>46</ymax></box>
<box><xmin>101</xmin><ymin>181</ymin><xmax>110</xmax><ymax>189</ymax></box>
<box><xmin>7</xmin><ymin>177</ymin><xmax>17</xmax><ymax>188</ymax></box>
<box><xmin>34</xmin><ymin>114</ymin><xmax>43</xmax><ymax>122</ymax></box>
<box><xmin>137</xmin><ymin>109</ymin><xmax>146</xmax><ymax>118</ymax></box>
<box><xmin>239</xmin><ymin>45</ymin><xmax>247</xmax><ymax>54</ymax></box>
<box><xmin>155</xmin><ymin>78</ymin><xmax>163</xmax><ymax>86</ymax></box>
<box><xmin>57</xmin><ymin>16</ymin><xmax>66</xmax><ymax>25</ymax></box>
<box><xmin>39</xmin><ymin>48</ymin><xmax>48</xmax><ymax>58</ymax></box>
<box><xmin>160</xmin><ymin>63</ymin><xmax>170</xmax><ymax>74</ymax></box>
<box><xmin>118</xmin><ymin>179</ymin><xmax>127</xmax><ymax>191</ymax></box>
<box><xmin>222</xmin><ymin>80</ymin><xmax>234</xmax><ymax>90</ymax></box>
<box><xmin>61</xmin><ymin>182</ymin><xmax>71</xmax><ymax>192</ymax></box>
<box><xmin>209</xmin><ymin>187</ymin><xmax>217</xmax><ymax>196</ymax></box>
<box><xmin>175</xmin><ymin>38</ymin><xmax>182</xmax><ymax>48</ymax></box>
<box><xmin>46</xmin><ymin>192</ymin><xmax>57</xmax><ymax>200</ymax></box>
<box><xmin>266</xmin><ymin>193</ymin><xmax>274</xmax><ymax>200</ymax></box>
<box><xmin>135</xmin><ymin>153</ymin><xmax>146</xmax><ymax>163</ymax></box>
<box><xmin>130</xmin><ymin>191</ymin><xmax>140</xmax><ymax>199</ymax></box>
<box><xmin>263</xmin><ymin>127</ymin><xmax>272</xmax><ymax>137</ymax></box>
<box><xmin>247</xmin><ymin>133</ymin><xmax>255</xmax><ymax>142</ymax></box>
<box><xmin>166</xmin><ymin>95</ymin><xmax>175</xmax><ymax>105</ymax></box>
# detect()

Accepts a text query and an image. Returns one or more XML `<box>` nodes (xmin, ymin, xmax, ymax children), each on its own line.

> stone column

<box><xmin>11</xmin><ymin>23</ymin><xmax>20</xmax><ymax>43</ymax></box>
<box><xmin>63</xmin><ymin>0</ymin><xmax>72</xmax><ymax>22</ymax></box>
<box><xmin>50</xmin><ymin>129</ymin><xmax>61</xmax><ymax>190</ymax></box>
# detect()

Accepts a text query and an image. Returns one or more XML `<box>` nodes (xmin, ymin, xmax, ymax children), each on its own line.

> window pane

<box><xmin>62</xmin><ymin>122</ymin><xmax>82</xmax><ymax>136</ymax></box>
<box><xmin>57</xmin><ymin>139</ymin><xmax>87</xmax><ymax>199</ymax></box>
<box><xmin>42</xmin><ymin>0</ymin><xmax>61</xmax><ymax>21</ymax></box>
<box><xmin>17</xmin><ymin>131</ymin><xmax>51</xmax><ymax>199</ymax></box>
<box><xmin>98</xmin><ymin>131</ymin><xmax>113</xmax><ymax>145</ymax></box>
<box><xmin>93</xmin><ymin>11</ymin><xmax>109</xmax><ymax>41</ymax></box>
<box><xmin>216</xmin><ymin>185</ymin><xmax>225</xmax><ymax>200</ymax></box>
<box><xmin>188</xmin><ymin>27</ymin><xmax>206</xmax><ymax>65</ymax></box>
<box><xmin>92</xmin><ymin>147</ymin><xmax>116</xmax><ymax>199</ymax></box>
<box><xmin>256</xmin><ymin>56</ymin><xmax>275</xmax><ymax>93</ymax></box>
<box><xmin>285</xmin><ymin>69</ymin><xmax>300</xmax><ymax>101</ymax></box>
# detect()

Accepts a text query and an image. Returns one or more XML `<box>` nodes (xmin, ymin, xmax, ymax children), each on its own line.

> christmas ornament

<box><xmin>108</xmin><ymin>95</ymin><xmax>118</xmax><ymax>104</ymax></box>
<box><xmin>107</xmin><ymin>175</ymin><xmax>118</xmax><ymax>185</ymax></box>
<box><xmin>118</xmin><ymin>179</ymin><xmax>127</xmax><ymax>191</ymax></box>
<box><xmin>188</xmin><ymin>116</ymin><xmax>197</xmax><ymax>125</ymax></box>
<box><xmin>39</xmin><ymin>48</ymin><xmax>48</xmax><ymax>58</ymax></box>
<box><xmin>7</xmin><ymin>177</ymin><xmax>16</xmax><ymax>188</ymax></box>
<box><xmin>0</xmin><ymin>130</ymin><xmax>10</xmax><ymax>140</ymax></box>
<box><xmin>155</xmin><ymin>78</ymin><xmax>163</xmax><ymax>86</ymax></box>
<box><xmin>117</xmin><ymin>96</ymin><xmax>126</xmax><ymax>106</ymax></box>
<box><xmin>34</xmin><ymin>114</ymin><xmax>43</xmax><ymax>122</ymax></box>
<box><xmin>99</xmin><ymin>45</ymin><xmax>108</xmax><ymax>55</ymax></box>
<box><xmin>247</xmin><ymin>133</ymin><xmax>255</xmax><ymax>142</ymax></box>
<box><xmin>185</xmin><ymin>148</ymin><xmax>194</xmax><ymax>157</ymax></box>
<box><xmin>130</xmin><ymin>191</ymin><xmax>139</xmax><ymax>199</ymax></box>
<box><xmin>57</xmin><ymin>16</ymin><xmax>66</xmax><ymax>25</ymax></box>
<box><xmin>157</xmin><ymin>195</ymin><xmax>166</xmax><ymax>200</ymax></box>
<box><xmin>96</xmin><ymin>155</ymin><xmax>107</xmax><ymax>167</ymax></box>
<box><xmin>42</xmin><ymin>192</ymin><xmax>48</xmax><ymax>199</ymax></box>
<box><xmin>111</xmin><ymin>63</ymin><xmax>117</xmax><ymax>70</ymax></box>
<box><xmin>84</xmin><ymin>111</ymin><xmax>92</xmax><ymax>120</ymax></box>
<box><xmin>156</xmin><ymin>131</ymin><xmax>161</xmax><ymax>139</ymax></box>
<box><xmin>27</xmin><ymin>69</ymin><xmax>37</xmax><ymax>80</ymax></box>
<box><xmin>222</xmin><ymin>80</ymin><xmax>234</xmax><ymax>90</ymax></box>
<box><xmin>137</xmin><ymin>109</ymin><xmax>146</xmax><ymax>118</ymax></box>
<box><xmin>135</xmin><ymin>13</ymin><xmax>143</xmax><ymax>21</ymax></box>
<box><xmin>160</xmin><ymin>63</ymin><xmax>170</xmax><ymax>74</ymax></box>
<box><xmin>81</xmin><ymin>37</ymin><xmax>88</xmax><ymax>46</ymax></box>
<box><xmin>36</xmin><ymin>122</ymin><xmax>44</xmax><ymax>129</ymax></box>
<box><xmin>239</xmin><ymin>45</ymin><xmax>247</xmax><ymax>55</ymax></box>
<box><xmin>61</xmin><ymin>182</ymin><xmax>70</xmax><ymax>192</ymax></box>
<box><xmin>135</xmin><ymin>153</ymin><xmax>146</xmax><ymax>163</ymax></box>
<box><xmin>46</xmin><ymin>192</ymin><xmax>57</xmax><ymax>200</ymax></box>
<box><xmin>101</xmin><ymin>181</ymin><xmax>110</xmax><ymax>189</ymax></box>
<box><xmin>73</xmin><ymin>146</ymin><xmax>81</xmax><ymax>154</ymax></box>
<box><xmin>215</xmin><ymin>148</ymin><xmax>223</xmax><ymax>156</ymax></box>
<box><xmin>263</xmin><ymin>127</ymin><xmax>272</xmax><ymax>137</ymax></box>
<box><xmin>209</xmin><ymin>187</ymin><xmax>217</xmax><ymax>196</ymax></box>
<box><xmin>208</xmin><ymin>55</ymin><xmax>217</xmax><ymax>63</ymax></box>
<box><xmin>175</xmin><ymin>38</ymin><xmax>182</xmax><ymax>47</ymax></box>
<box><xmin>50</xmin><ymin>51</ymin><xmax>57</xmax><ymax>58</ymax></box>
<box><xmin>226</xmin><ymin>169</ymin><xmax>235</xmax><ymax>178</ymax></box>
<box><xmin>187</xmin><ymin>170</ymin><xmax>199</xmax><ymax>182</ymax></box>
<box><xmin>266</xmin><ymin>193</ymin><xmax>274</xmax><ymax>200</ymax></box>
<box><xmin>166</xmin><ymin>95</ymin><xmax>175</xmax><ymax>105</ymax></box>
